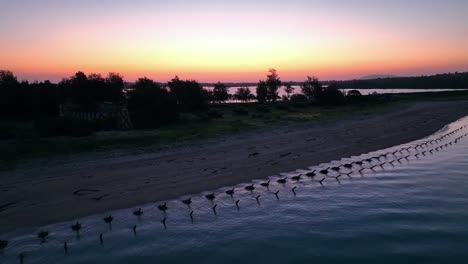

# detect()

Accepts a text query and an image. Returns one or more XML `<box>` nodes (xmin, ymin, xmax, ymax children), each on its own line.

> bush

<box><xmin>316</xmin><ymin>83</ymin><xmax>345</xmax><ymax>105</ymax></box>
<box><xmin>346</xmin><ymin>89</ymin><xmax>362</xmax><ymax>104</ymax></box>
<box><xmin>290</xmin><ymin>94</ymin><xmax>308</xmax><ymax>103</ymax></box>
<box><xmin>347</xmin><ymin>89</ymin><xmax>362</xmax><ymax>97</ymax></box>
<box><xmin>290</xmin><ymin>94</ymin><xmax>309</xmax><ymax>108</ymax></box>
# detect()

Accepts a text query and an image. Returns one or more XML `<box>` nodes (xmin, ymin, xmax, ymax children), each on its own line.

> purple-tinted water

<box><xmin>2</xmin><ymin>117</ymin><xmax>468</xmax><ymax>263</ymax></box>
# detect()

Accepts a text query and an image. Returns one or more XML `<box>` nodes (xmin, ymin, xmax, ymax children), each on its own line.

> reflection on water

<box><xmin>2</xmin><ymin>118</ymin><xmax>468</xmax><ymax>263</ymax></box>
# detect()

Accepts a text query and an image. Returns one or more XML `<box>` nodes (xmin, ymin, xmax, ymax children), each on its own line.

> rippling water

<box><xmin>2</xmin><ymin>118</ymin><xmax>468</xmax><ymax>263</ymax></box>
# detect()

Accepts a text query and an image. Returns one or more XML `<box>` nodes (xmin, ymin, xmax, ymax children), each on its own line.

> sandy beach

<box><xmin>1</xmin><ymin>100</ymin><xmax>468</xmax><ymax>234</ymax></box>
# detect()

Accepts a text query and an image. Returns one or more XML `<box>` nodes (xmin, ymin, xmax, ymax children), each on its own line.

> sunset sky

<box><xmin>1</xmin><ymin>0</ymin><xmax>467</xmax><ymax>82</ymax></box>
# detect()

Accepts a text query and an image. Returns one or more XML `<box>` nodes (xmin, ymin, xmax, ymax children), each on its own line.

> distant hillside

<box><xmin>332</xmin><ymin>72</ymin><xmax>468</xmax><ymax>89</ymax></box>
<box><xmin>127</xmin><ymin>72</ymin><xmax>468</xmax><ymax>89</ymax></box>
<box><xmin>360</xmin><ymin>74</ymin><xmax>398</xmax><ymax>80</ymax></box>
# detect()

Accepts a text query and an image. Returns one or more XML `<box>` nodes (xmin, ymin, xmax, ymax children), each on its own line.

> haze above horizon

<box><xmin>1</xmin><ymin>0</ymin><xmax>467</xmax><ymax>82</ymax></box>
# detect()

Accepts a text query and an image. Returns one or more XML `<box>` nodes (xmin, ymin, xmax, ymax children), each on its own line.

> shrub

<box><xmin>347</xmin><ymin>89</ymin><xmax>362</xmax><ymax>97</ymax></box>
<box><xmin>290</xmin><ymin>94</ymin><xmax>308</xmax><ymax>103</ymax></box>
<box><xmin>346</xmin><ymin>89</ymin><xmax>362</xmax><ymax>104</ymax></box>
<box><xmin>316</xmin><ymin>83</ymin><xmax>345</xmax><ymax>105</ymax></box>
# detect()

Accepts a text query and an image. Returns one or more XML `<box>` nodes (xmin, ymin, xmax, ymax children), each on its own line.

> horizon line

<box><xmin>4</xmin><ymin>70</ymin><xmax>468</xmax><ymax>85</ymax></box>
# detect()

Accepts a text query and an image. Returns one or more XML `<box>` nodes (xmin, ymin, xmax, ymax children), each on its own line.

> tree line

<box><xmin>1</xmin><ymin>68</ymin><xmax>352</xmax><ymax>125</ymax></box>
<box><xmin>2</xmin><ymin>68</ymin><xmax>466</xmax><ymax>138</ymax></box>
<box><xmin>14</xmin><ymin>68</ymin><xmax>459</xmax><ymax>138</ymax></box>
<box><xmin>331</xmin><ymin>72</ymin><xmax>468</xmax><ymax>89</ymax></box>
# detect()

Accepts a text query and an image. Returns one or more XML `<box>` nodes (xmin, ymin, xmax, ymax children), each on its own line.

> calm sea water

<box><xmin>2</xmin><ymin>117</ymin><xmax>468</xmax><ymax>263</ymax></box>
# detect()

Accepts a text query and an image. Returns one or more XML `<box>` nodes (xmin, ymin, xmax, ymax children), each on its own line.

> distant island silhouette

<box><xmin>360</xmin><ymin>74</ymin><xmax>398</xmax><ymax>80</ymax></box>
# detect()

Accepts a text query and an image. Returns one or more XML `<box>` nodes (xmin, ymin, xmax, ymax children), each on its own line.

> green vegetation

<box><xmin>2</xmin><ymin>90</ymin><xmax>468</xmax><ymax>168</ymax></box>
<box><xmin>2</xmin><ymin>67</ymin><xmax>468</xmax><ymax>168</ymax></box>
<box><xmin>0</xmin><ymin>102</ymin><xmax>384</xmax><ymax>166</ymax></box>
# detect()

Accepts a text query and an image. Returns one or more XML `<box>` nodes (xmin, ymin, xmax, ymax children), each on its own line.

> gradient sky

<box><xmin>1</xmin><ymin>0</ymin><xmax>467</xmax><ymax>82</ymax></box>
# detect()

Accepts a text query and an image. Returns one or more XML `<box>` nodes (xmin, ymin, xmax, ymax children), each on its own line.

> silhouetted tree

<box><xmin>233</xmin><ymin>87</ymin><xmax>255</xmax><ymax>102</ymax></box>
<box><xmin>168</xmin><ymin>76</ymin><xmax>208</xmax><ymax>112</ymax></box>
<box><xmin>205</xmin><ymin>89</ymin><xmax>215</xmax><ymax>102</ymax></box>
<box><xmin>0</xmin><ymin>70</ymin><xmax>20</xmax><ymax>119</ymax></box>
<box><xmin>212</xmin><ymin>82</ymin><xmax>230</xmax><ymax>103</ymax></box>
<box><xmin>301</xmin><ymin>76</ymin><xmax>322</xmax><ymax>101</ymax></box>
<box><xmin>59</xmin><ymin>71</ymin><xmax>125</xmax><ymax>110</ymax></box>
<box><xmin>127</xmin><ymin>77</ymin><xmax>178</xmax><ymax>128</ymax></box>
<box><xmin>266</xmin><ymin>68</ymin><xmax>281</xmax><ymax>101</ymax></box>
<box><xmin>29</xmin><ymin>80</ymin><xmax>60</xmax><ymax>117</ymax></box>
<box><xmin>88</xmin><ymin>73</ymin><xmax>107</xmax><ymax>103</ymax></box>
<box><xmin>256</xmin><ymin>81</ymin><xmax>268</xmax><ymax>103</ymax></box>
<box><xmin>105</xmin><ymin>72</ymin><xmax>125</xmax><ymax>103</ymax></box>
<box><xmin>0</xmin><ymin>70</ymin><xmax>18</xmax><ymax>88</ymax></box>
<box><xmin>0</xmin><ymin>70</ymin><xmax>60</xmax><ymax>119</ymax></box>
<box><xmin>61</xmin><ymin>71</ymin><xmax>91</xmax><ymax>108</ymax></box>
<box><xmin>283</xmin><ymin>82</ymin><xmax>294</xmax><ymax>100</ymax></box>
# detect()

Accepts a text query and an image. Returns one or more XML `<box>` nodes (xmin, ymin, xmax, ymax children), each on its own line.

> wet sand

<box><xmin>1</xmin><ymin>100</ymin><xmax>468</xmax><ymax>234</ymax></box>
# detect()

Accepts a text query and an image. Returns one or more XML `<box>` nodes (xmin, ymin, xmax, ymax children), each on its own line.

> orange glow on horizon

<box><xmin>1</xmin><ymin>1</ymin><xmax>467</xmax><ymax>82</ymax></box>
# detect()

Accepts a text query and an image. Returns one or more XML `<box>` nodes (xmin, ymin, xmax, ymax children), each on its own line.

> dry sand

<box><xmin>1</xmin><ymin>100</ymin><xmax>468</xmax><ymax>234</ymax></box>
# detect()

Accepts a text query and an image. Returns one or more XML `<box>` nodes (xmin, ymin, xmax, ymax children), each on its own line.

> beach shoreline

<box><xmin>2</xmin><ymin>100</ymin><xmax>468</xmax><ymax>235</ymax></box>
